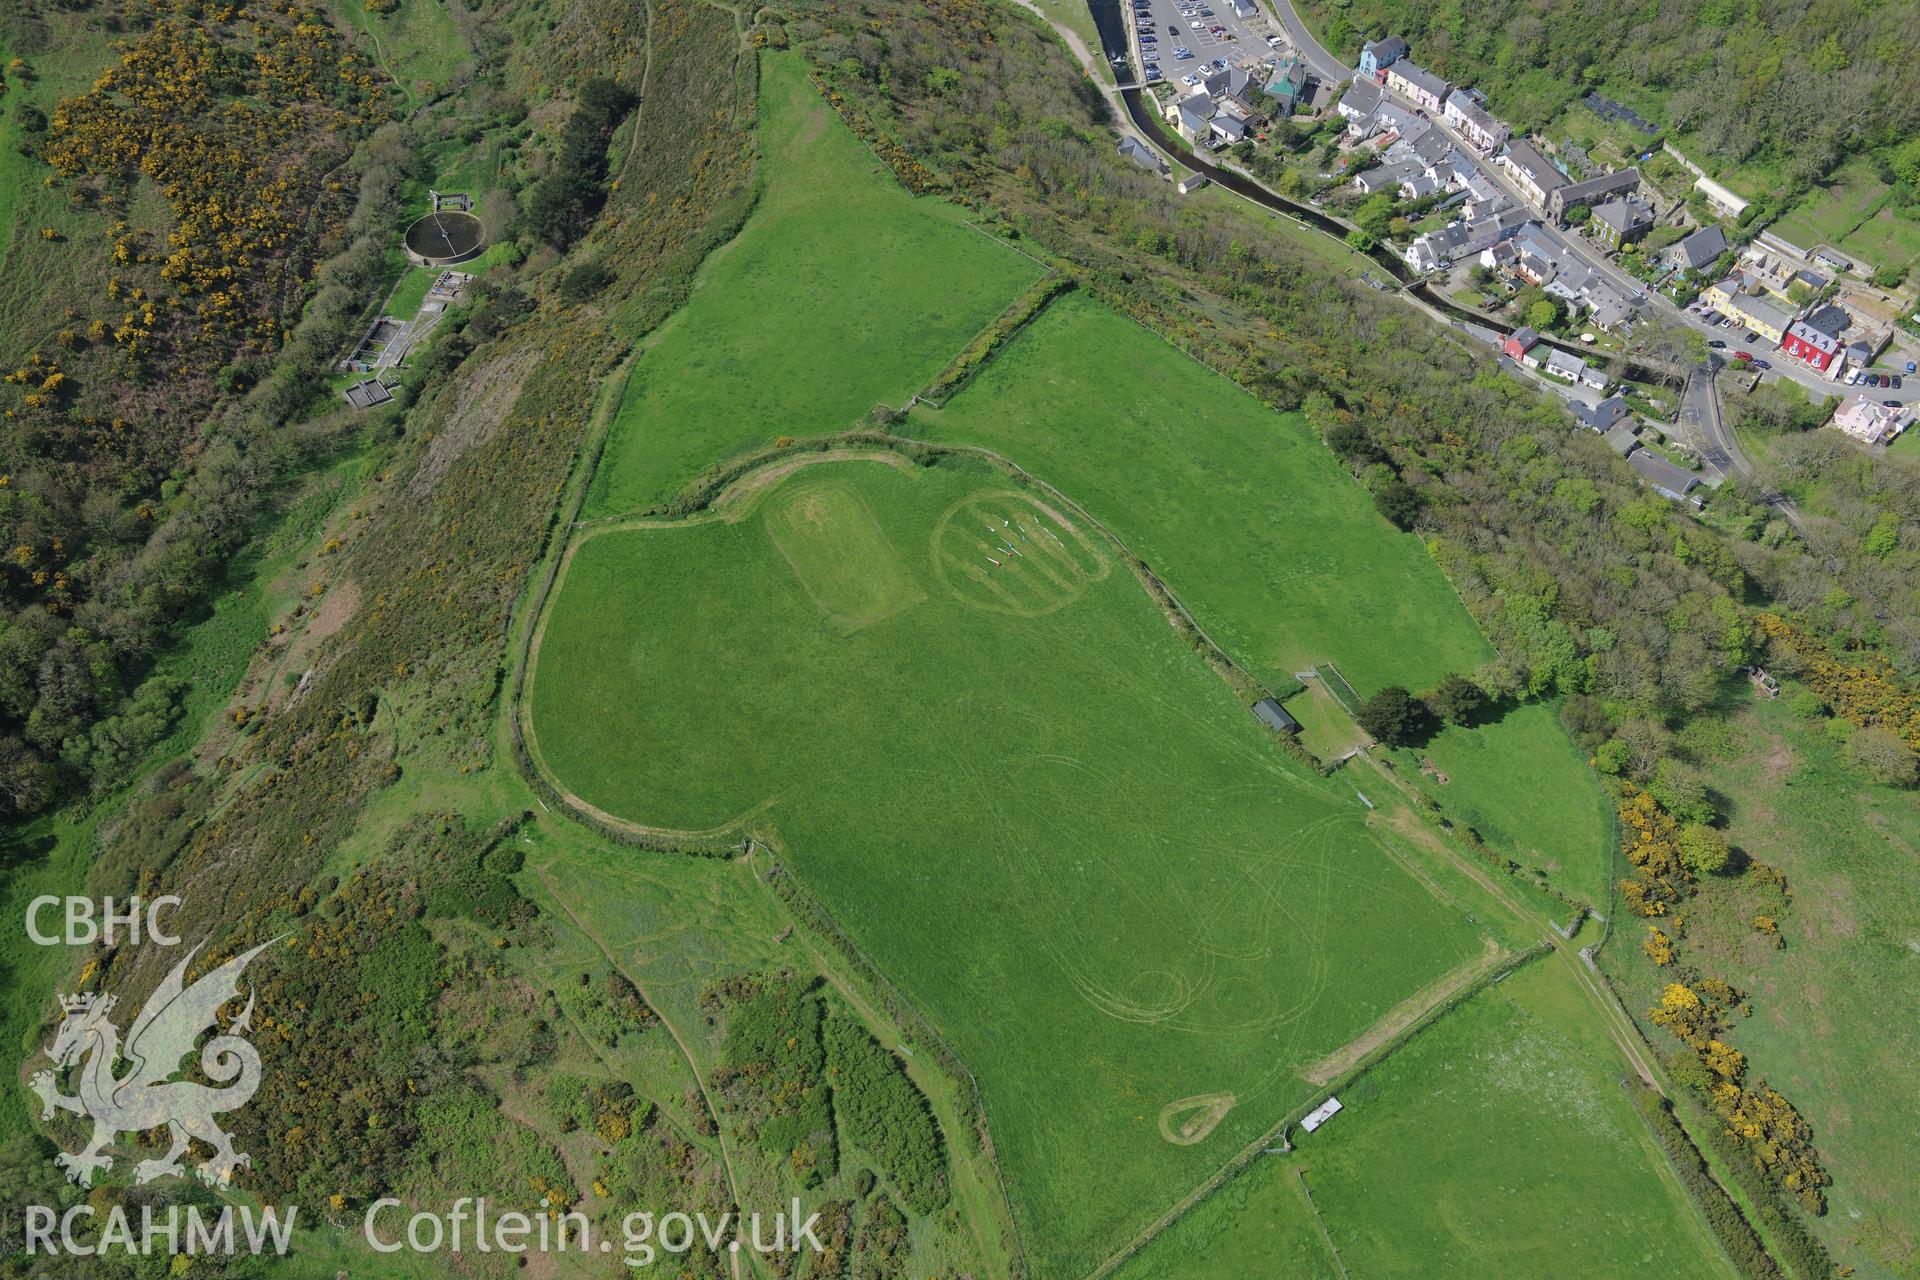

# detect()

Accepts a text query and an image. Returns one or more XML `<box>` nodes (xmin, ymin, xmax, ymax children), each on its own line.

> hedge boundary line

<box><xmin>750</xmin><ymin>841</ymin><xmax>1030</xmax><ymax>1279</ymax></box>
<box><xmin>1087</xmin><ymin>941</ymin><xmax>1551</xmax><ymax>1280</ymax></box>
<box><xmin>913</xmin><ymin>270</ymin><xmax>1076</xmax><ymax>408</ymax></box>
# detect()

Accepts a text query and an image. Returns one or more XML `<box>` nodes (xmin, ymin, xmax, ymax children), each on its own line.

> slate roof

<box><xmin>1667</xmin><ymin>224</ymin><xmax>1727</xmax><ymax>270</ymax></box>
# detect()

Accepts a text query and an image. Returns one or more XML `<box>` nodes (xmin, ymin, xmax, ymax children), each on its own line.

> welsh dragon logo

<box><xmin>30</xmin><ymin>938</ymin><xmax>278</xmax><ymax>1188</ymax></box>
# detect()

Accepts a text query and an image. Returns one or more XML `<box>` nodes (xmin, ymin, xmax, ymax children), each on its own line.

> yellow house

<box><xmin>1705</xmin><ymin>274</ymin><xmax>1793</xmax><ymax>345</ymax></box>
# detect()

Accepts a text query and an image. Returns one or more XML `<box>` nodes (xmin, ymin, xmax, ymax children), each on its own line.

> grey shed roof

<box><xmin>1628</xmin><ymin>449</ymin><xmax>1700</xmax><ymax>498</ymax></box>
<box><xmin>1118</xmin><ymin>136</ymin><xmax>1169</xmax><ymax>174</ymax></box>
<box><xmin>1668</xmin><ymin>224</ymin><xmax>1727</xmax><ymax>270</ymax></box>
<box><xmin>1603</xmin><ymin>422</ymin><xmax>1640</xmax><ymax>455</ymax></box>
<box><xmin>1252</xmin><ymin>697</ymin><xmax>1301</xmax><ymax>734</ymax></box>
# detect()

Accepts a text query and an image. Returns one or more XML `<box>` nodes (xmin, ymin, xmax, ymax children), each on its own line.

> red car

<box><xmin>1734</xmin><ymin>350</ymin><xmax>1754</xmax><ymax>362</ymax></box>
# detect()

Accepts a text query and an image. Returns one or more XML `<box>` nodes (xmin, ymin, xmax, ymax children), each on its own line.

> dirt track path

<box><xmin>1302</xmin><ymin>936</ymin><xmax>1507</xmax><ymax>1085</ymax></box>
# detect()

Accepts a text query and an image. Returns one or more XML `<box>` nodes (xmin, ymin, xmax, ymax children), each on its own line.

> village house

<box><xmin>1117</xmin><ymin>136</ymin><xmax>1171</xmax><ymax>178</ymax></box>
<box><xmin>1832</xmin><ymin>395</ymin><xmax>1910</xmax><ymax>445</ymax></box>
<box><xmin>1500</xmin><ymin>325</ymin><xmax>1538</xmax><ymax>361</ymax></box>
<box><xmin>1589</xmin><ymin>195</ymin><xmax>1654</xmax><ymax>249</ymax></box>
<box><xmin>1780</xmin><ymin>320</ymin><xmax>1841</xmax><ymax>374</ymax></box>
<box><xmin>1722</xmin><ymin>291</ymin><xmax>1793</xmax><ymax>345</ymax></box>
<box><xmin>1800</xmin><ymin>303</ymin><xmax>1850</xmax><ymax>339</ymax></box>
<box><xmin>1267</xmin><ymin>57</ymin><xmax>1310</xmax><ymax>115</ymax></box>
<box><xmin>1210</xmin><ymin>112</ymin><xmax>1247</xmax><ymax>145</ymax></box>
<box><xmin>1352</xmin><ymin>159</ymin><xmax>1423</xmax><ymax>194</ymax></box>
<box><xmin>1702</xmin><ymin>273</ymin><xmax>1794</xmax><ymax>344</ymax></box>
<box><xmin>1629</xmin><ymin>449</ymin><xmax>1701</xmax><ymax>500</ymax></box>
<box><xmin>1572</xmin><ymin>394</ymin><xmax>1633</xmax><ymax>433</ymax></box>
<box><xmin>1662</xmin><ymin>224</ymin><xmax>1727</xmax><ymax>274</ymax></box>
<box><xmin>1550</xmin><ymin>168</ymin><xmax>1640</xmax><ymax>222</ymax></box>
<box><xmin>1384</xmin><ymin>60</ymin><xmax>1450</xmax><ymax>112</ymax></box>
<box><xmin>1442</xmin><ymin>90</ymin><xmax>1509</xmax><ymax>151</ymax></box>
<box><xmin>1169</xmin><ymin>92</ymin><xmax>1216</xmax><ymax>143</ymax></box>
<box><xmin>1501</xmin><ymin>139</ymin><xmax>1568</xmax><ymax>206</ymax></box>
<box><xmin>1358</xmin><ymin>35</ymin><xmax>1407</xmax><ymax>77</ymax></box>
<box><xmin>1544</xmin><ymin>348</ymin><xmax>1607</xmax><ymax>390</ymax></box>
<box><xmin>1336</xmin><ymin>78</ymin><xmax>1385</xmax><ymax>128</ymax></box>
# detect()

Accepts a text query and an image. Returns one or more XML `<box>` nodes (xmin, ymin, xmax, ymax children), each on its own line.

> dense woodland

<box><xmin>1300</xmin><ymin>0</ymin><xmax>1920</xmax><ymax>219</ymax></box>
<box><xmin>0</xmin><ymin>0</ymin><xmax>384</xmax><ymax>816</ymax></box>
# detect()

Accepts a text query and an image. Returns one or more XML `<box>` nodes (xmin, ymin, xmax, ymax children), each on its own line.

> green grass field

<box><xmin>529</xmin><ymin>458</ymin><xmax>1492</xmax><ymax>1274</ymax></box>
<box><xmin>905</xmin><ymin>293</ymin><xmax>1611</xmax><ymax>890</ymax></box>
<box><xmin>1603</xmin><ymin>695</ymin><xmax>1920</xmax><ymax>1276</ymax></box>
<box><xmin>1122</xmin><ymin>961</ymin><xmax>1736</xmax><ymax>1278</ymax></box>
<box><xmin>581</xmin><ymin>53</ymin><xmax>1043</xmax><ymax>518</ymax></box>
<box><xmin>331</xmin><ymin>0</ymin><xmax>475</xmax><ymax>107</ymax></box>
<box><xmin>1771</xmin><ymin>157</ymin><xmax>1920</xmax><ymax>276</ymax></box>
<box><xmin>0</xmin><ymin>17</ymin><xmax>127</xmax><ymax>348</ymax></box>
<box><xmin>1392</xmin><ymin>701</ymin><xmax>1613</xmax><ymax>906</ymax></box>
<box><xmin>908</xmin><ymin>292</ymin><xmax>1490</xmax><ymax>696</ymax></box>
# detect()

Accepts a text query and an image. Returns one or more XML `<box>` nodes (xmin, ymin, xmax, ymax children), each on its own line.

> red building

<box><xmin>1780</xmin><ymin>319</ymin><xmax>1840</xmax><ymax>372</ymax></box>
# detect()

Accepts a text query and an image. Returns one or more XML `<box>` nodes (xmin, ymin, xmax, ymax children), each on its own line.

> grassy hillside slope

<box><xmin>582</xmin><ymin>53</ymin><xmax>1041</xmax><ymax>518</ymax></box>
<box><xmin>530</xmin><ymin>458</ymin><xmax>1491</xmax><ymax>1275</ymax></box>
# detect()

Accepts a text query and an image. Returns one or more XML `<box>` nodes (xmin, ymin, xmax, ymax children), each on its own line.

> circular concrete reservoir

<box><xmin>403</xmin><ymin>210</ymin><xmax>486</xmax><ymax>267</ymax></box>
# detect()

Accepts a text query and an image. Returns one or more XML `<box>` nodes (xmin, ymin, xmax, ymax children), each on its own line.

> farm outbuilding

<box><xmin>1252</xmin><ymin>697</ymin><xmax>1300</xmax><ymax>734</ymax></box>
<box><xmin>1301</xmin><ymin>1096</ymin><xmax>1343</xmax><ymax>1132</ymax></box>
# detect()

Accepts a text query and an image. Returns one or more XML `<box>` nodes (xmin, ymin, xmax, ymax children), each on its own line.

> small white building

<box><xmin>1177</xmin><ymin>173</ymin><xmax>1211</xmax><ymax>195</ymax></box>
<box><xmin>1300</xmin><ymin>1096</ymin><xmax>1343</xmax><ymax>1133</ymax></box>
<box><xmin>1544</xmin><ymin>348</ymin><xmax>1607</xmax><ymax>390</ymax></box>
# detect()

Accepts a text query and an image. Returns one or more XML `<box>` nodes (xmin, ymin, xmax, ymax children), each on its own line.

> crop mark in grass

<box><xmin>932</xmin><ymin>489</ymin><xmax>1108</xmax><ymax>616</ymax></box>
<box><xmin>764</xmin><ymin>477</ymin><xmax>924</xmax><ymax>633</ymax></box>
<box><xmin>1158</xmin><ymin>1092</ymin><xmax>1236</xmax><ymax>1145</ymax></box>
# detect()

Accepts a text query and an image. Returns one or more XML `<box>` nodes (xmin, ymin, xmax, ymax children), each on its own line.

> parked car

<box><xmin>1735</xmin><ymin>351</ymin><xmax>1754</xmax><ymax>362</ymax></box>
<box><xmin>1868</xmin><ymin>373</ymin><xmax>1882</xmax><ymax>386</ymax></box>
<box><xmin>1707</xmin><ymin>339</ymin><xmax>1726</xmax><ymax>348</ymax></box>
<box><xmin>1174</xmin><ymin>46</ymin><xmax>1193</xmax><ymax>58</ymax></box>
<box><xmin>1752</xmin><ymin>359</ymin><xmax>1771</xmax><ymax>370</ymax></box>
<box><xmin>1908</xmin><ymin>361</ymin><xmax>1917</xmax><ymax>374</ymax></box>
<box><xmin>1887</xmin><ymin>400</ymin><xmax>1902</xmax><ymax>408</ymax></box>
<box><xmin>1895</xmin><ymin>375</ymin><xmax>1905</xmax><ymax>388</ymax></box>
